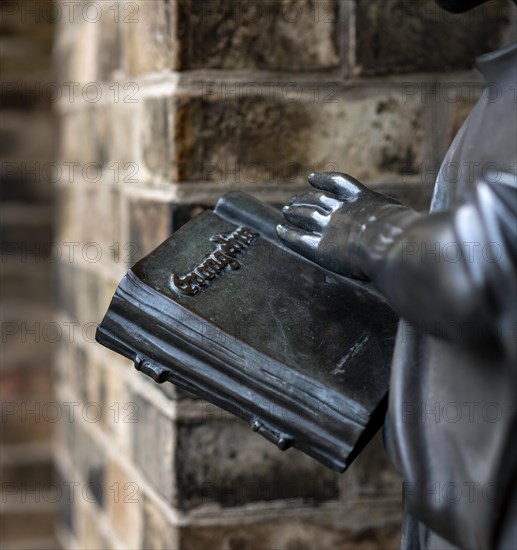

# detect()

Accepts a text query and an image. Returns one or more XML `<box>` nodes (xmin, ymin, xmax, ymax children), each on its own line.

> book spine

<box><xmin>214</xmin><ymin>191</ymin><xmax>283</xmax><ymax>242</ymax></box>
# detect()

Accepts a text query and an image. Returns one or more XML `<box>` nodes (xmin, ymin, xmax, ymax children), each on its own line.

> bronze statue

<box><xmin>277</xmin><ymin>1</ymin><xmax>517</xmax><ymax>548</ymax></box>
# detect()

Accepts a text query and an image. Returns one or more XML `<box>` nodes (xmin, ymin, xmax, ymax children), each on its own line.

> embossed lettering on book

<box><xmin>171</xmin><ymin>226</ymin><xmax>259</xmax><ymax>296</ymax></box>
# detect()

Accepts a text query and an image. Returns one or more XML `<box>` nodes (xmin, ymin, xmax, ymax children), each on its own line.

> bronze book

<box><xmin>96</xmin><ymin>192</ymin><xmax>398</xmax><ymax>472</ymax></box>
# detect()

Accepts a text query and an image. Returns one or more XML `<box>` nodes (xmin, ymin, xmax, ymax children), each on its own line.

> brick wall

<box><xmin>49</xmin><ymin>1</ymin><xmax>514</xmax><ymax>549</ymax></box>
<box><xmin>0</xmin><ymin>0</ymin><xmax>58</xmax><ymax>548</ymax></box>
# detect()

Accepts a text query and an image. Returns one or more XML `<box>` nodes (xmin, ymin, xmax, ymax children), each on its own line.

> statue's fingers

<box><xmin>289</xmin><ymin>191</ymin><xmax>340</xmax><ymax>213</ymax></box>
<box><xmin>308</xmin><ymin>172</ymin><xmax>363</xmax><ymax>200</ymax></box>
<box><xmin>282</xmin><ymin>204</ymin><xmax>328</xmax><ymax>231</ymax></box>
<box><xmin>276</xmin><ymin>224</ymin><xmax>320</xmax><ymax>259</ymax></box>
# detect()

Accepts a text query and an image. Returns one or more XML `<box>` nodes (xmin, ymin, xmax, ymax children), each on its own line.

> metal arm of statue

<box><xmin>276</xmin><ymin>24</ymin><xmax>517</xmax><ymax>550</ymax></box>
<box><xmin>276</xmin><ymin>171</ymin><xmax>513</xmax><ymax>346</ymax></box>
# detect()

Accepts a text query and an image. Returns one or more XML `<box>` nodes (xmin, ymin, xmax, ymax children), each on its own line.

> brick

<box><xmin>55</xmin><ymin>262</ymin><xmax>78</xmax><ymax>321</ymax></box>
<box><xmin>60</xmin><ymin>19</ymin><xmax>98</xmax><ymax>84</ymax></box>
<box><xmin>76</xmin><ymin>500</ymin><xmax>110</xmax><ymax>550</ymax></box>
<box><xmin>55</xmin><ymin>185</ymin><xmax>80</xmax><ymax>244</ymax></box>
<box><xmin>75</xmin><ymin>268</ymin><xmax>101</xmax><ymax>328</ymax></box>
<box><xmin>54</xmin><ymin>339</ymin><xmax>71</xmax><ymax>388</ymax></box>
<box><xmin>58</xmin><ymin>108</ymin><xmax>96</xmax><ymax>167</ymax></box>
<box><xmin>1</xmin><ymin>361</ymin><xmax>53</xmax><ymax>445</ymax></box>
<box><xmin>105</xmin><ymin>459</ymin><xmax>143</xmax><ymax>547</ymax></box>
<box><xmin>54</xmin><ymin>21</ymin><xmax>76</xmax><ymax>85</ymax></box>
<box><xmin>85</xmin><ymin>355</ymin><xmax>105</xmax><ymax>419</ymax></box>
<box><xmin>101</xmin><ymin>365</ymin><xmax>135</xmax><ymax>455</ymax></box>
<box><xmin>0</xmin><ymin>0</ymin><xmax>54</xmax><ymax>37</ymax></box>
<box><xmin>125</xmin><ymin>0</ymin><xmax>341</xmax><ymax>74</ymax></box>
<box><xmin>175</xmin><ymin>416</ymin><xmax>339</xmax><ymax>509</ymax></box>
<box><xmin>139</xmin><ymin>96</ymin><xmax>176</xmax><ymax>183</ymax></box>
<box><xmin>0</xmin><ymin>460</ymin><xmax>53</xmax><ymax>486</ymax></box>
<box><xmin>0</xmin><ymin>508</ymin><xmax>57</xmax><ymax>542</ymax></box>
<box><xmin>71</xmin><ymin>425</ymin><xmax>106</xmax><ymax>497</ymax></box>
<box><xmin>0</xmin><ymin>36</ymin><xmax>53</xmax><ymax>78</ymax></box>
<box><xmin>125</xmin><ymin>200</ymin><xmax>210</xmax><ymax>266</ymax></box>
<box><xmin>54</xmin><ymin>400</ymin><xmax>77</xmax><ymax>464</ymax></box>
<box><xmin>0</xmin><ymin>212</ymin><xmax>53</xmax><ymax>306</ymax></box>
<box><xmin>125</xmin><ymin>0</ymin><xmax>178</xmax><ymax>76</ymax></box>
<box><xmin>8</xmin><ymin>263</ymin><xmax>52</xmax><ymax>305</ymax></box>
<box><xmin>0</xmin><ymin>262</ymin><xmax>52</xmax><ymax>305</ymax></box>
<box><xmin>97</xmin><ymin>7</ymin><xmax>123</xmax><ymax>83</ymax></box>
<box><xmin>75</xmin><ymin>185</ymin><xmax>104</xmax><ymax>248</ymax></box>
<box><xmin>131</xmin><ymin>393</ymin><xmax>175</xmax><ymax>502</ymax></box>
<box><xmin>178</xmin><ymin>0</ymin><xmax>340</xmax><ymax>71</ymax></box>
<box><xmin>179</xmin><ymin>518</ymin><xmax>401</xmax><ymax>550</ymax></box>
<box><xmin>0</xmin><ymin>78</ymin><xmax>51</xmax><ymax>111</ymax></box>
<box><xmin>356</xmin><ymin>0</ymin><xmax>510</xmax><ymax>75</ymax></box>
<box><xmin>0</xmin><ymin>400</ymin><xmax>53</xmax><ymax>445</ymax></box>
<box><xmin>70</xmin><ymin>344</ymin><xmax>88</xmax><ymax>403</ymax></box>
<box><xmin>127</xmin><ymin>196</ymin><xmax>172</xmax><ymax>262</ymax></box>
<box><xmin>0</xmin><ymin>161</ymin><xmax>53</xmax><ymax>204</ymax></box>
<box><xmin>85</xmin><ymin>185</ymin><xmax>121</xmax><ymax>273</ymax></box>
<box><xmin>93</xmin><ymin>105</ymin><xmax>115</xmax><ymax>172</ymax></box>
<box><xmin>0</xmin><ymin>111</ymin><xmax>55</xmax><ymax>162</ymax></box>
<box><xmin>0</xmin><ymin>355</ymin><xmax>53</xmax><ymax>397</ymax></box>
<box><xmin>175</xmin><ymin>87</ymin><xmax>424</xmax><ymax>185</ymax></box>
<box><xmin>0</xmin><ymin>0</ymin><xmax>54</xmax><ymax>76</ymax></box>
<box><xmin>142</xmin><ymin>496</ymin><xmax>178</xmax><ymax>550</ymax></box>
<box><xmin>56</xmin><ymin>467</ymin><xmax>75</xmax><ymax>536</ymax></box>
<box><xmin>111</xmin><ymin>101</ymin><xmax>139</xmax><ymax>169</ymax></box>
<box><xmin>0</xmin><ymin>214</ymin><xmax>52</xmax><ymax>259</ymax></box>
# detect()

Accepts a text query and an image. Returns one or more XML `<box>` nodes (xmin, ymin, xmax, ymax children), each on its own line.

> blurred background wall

<box><xmin>1</xmin><ymin>0</ymin><xmax>57</xmax><ymax>547</ymax></box>
<box><xmin>1</xmin><ymin>1</ymin><xmax>515</xmax><ymax>549</ymax></box>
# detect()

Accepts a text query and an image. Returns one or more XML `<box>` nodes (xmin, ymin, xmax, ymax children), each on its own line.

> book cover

<box><xmin>96</xmin><ymin>192</ymin><xmax>398</xmax><ymax>472</ymax></box>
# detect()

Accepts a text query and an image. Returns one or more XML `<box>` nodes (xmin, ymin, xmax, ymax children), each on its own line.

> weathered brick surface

<box><xmin>0</xmin><ymin>509</ymin><xmax>57</xmax><ymax>541</ymax></box>
<box><xmin>0</xmin><ymin>380</ymin><xmax>54</xmax><ymax>444</ymax></box>
<box><xmin>58</xmin><ymin>108</ymin><xmax>96</xmax><ymax>166</ymax></box>
<box><xmin>55</xmin><ymin>262</ymin><xmax>78</xmax><ymax>321</ymax></box>
<box><xmin>102</xmin><ymin>364</ymin><xmax>136</xmax><ymax>454</ymax></box>
<box><xmin>70</xmin><ymin>423</ymin><xmax>106</xmax><ymax>490</ymax></box>
<box><xmin>139</xmin><ymin>96</ymin><xmax>176</xmax><ymax>182</ymax></box>
<box><xmin>0</xmin><ymin>460</ymin><xmax>53</xmax><ymax>486</ymax></box>
<box><xmin>105</xmin><ymin>458</ymin><xmax>143</xmax><ymax>546</ymax></box>
<box><xmin>97</xmin><ymin>7</ymin><xmax>124</xmax><ymax>83</ymax></box>
<box><xmin>2</xmin><ymin>121</ymin><xmax>57</xmax><ymax>540</ymax></box>
<box><xmin>175</xmin><ymin>416</ymin><xmax>340</xmax><ymax>509</ymax></box>
<box><xmin>131</xmin><ymin>392</ymin><xmax>175</xmax><ymax>502</ymax></box>
<box><xmin>125</xmin><ymin>0</ymin><xmax>178</xmax><ymax>76</ymax></box>
<box><xmin>0</xmin><ymin>0</ymin><xmax>54</xmax><ymax>77</ymax></box>
<box><xmin>175</xmin><ymin>87</ymin><xmax>424</xmax><ymax>185</ymax></box>
<box><xmin>143</xmin><ymin>495</ymin><xmax>178</xmax><ymax>550</ymax></box>
<box><xmin>0</xmin><ymin>216</ymin><xmax>53</xmax><ymax>304</ymax></box>
<box><xmin>127</xmin><ymin>195</ymin><xmax>173</xmax><ymax>261</ymax></box>
<box><xmin>178</xmin><ymin>0</ymin><xmax>341</xmax><ymax>71</ymax></box>
<box><xmin>93</xmin><ymin>105</ymin><xmax>115</xmax><ymax>171</ymax></box>
<box><xmin>125</xmin><ymin>0</ymin><xmax>341</xmax><ymax>74</ymax></box>
<box><xmin>1</xmin><ymin>111</ymin><xmax>55</xmax><ymax>161</ymax></box>
<box><xmin>111</xmin><ymin>101</ymin><xmax>139</xmax><ymax>168</ymax></box>
<box><xmin>356</xmin><ymin>0</ymin><xmax>510</xmax><ymax>75</ymax></box>
<box><xmin>56</xmin><ymin>18</ymin><xmax>98</xmax><ymax>84</ymax></box>
<box><xmin>179</xmin><ymin>519</ymin><xmax>401</xmax><ymax>550</ymax></box>
<box><xmin>76</xmin><ymin>500</ymin><xmax>111</xmax><ymax>550</ymax></box>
